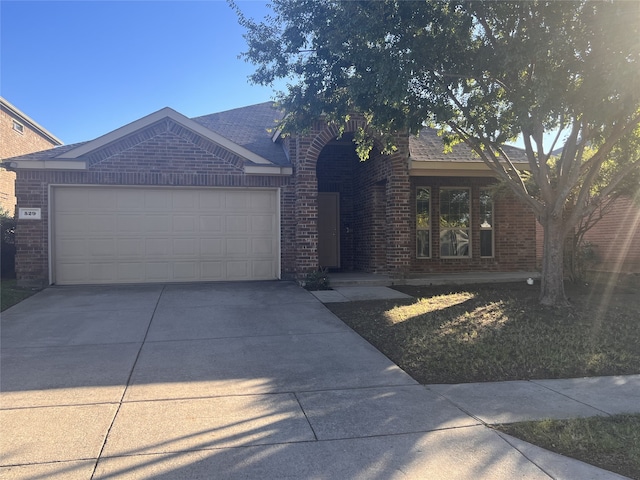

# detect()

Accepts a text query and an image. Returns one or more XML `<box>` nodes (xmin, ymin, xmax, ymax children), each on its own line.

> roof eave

<box><xmin>409</xmin><ymin>159</ymin><xmax>529</xmax><ymax>177</ymax></box>
<box><xmin>3</xmin><ymin>159</ymin><xmax>87</xmax><ymax>170</ymax></box>
<box><xmin>0</xmin><ymin>97</ymin><xmax>63</xmax><ymax>146</ymax></box>
<box><xmin>244</xmin><ymin>165</ymin><xmax>293</xmax><ymax>176</ymax></box>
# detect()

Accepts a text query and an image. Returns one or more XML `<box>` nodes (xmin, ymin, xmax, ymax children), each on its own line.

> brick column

<box><xmin>385</xmin><ymin>135</ymin><xmax>412</xmax><ymax>278</ymax></box>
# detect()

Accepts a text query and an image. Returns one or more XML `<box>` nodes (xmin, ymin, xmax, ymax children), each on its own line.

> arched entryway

<box><xmin>290</xmin><ymin>119</ymin><xmax>411</xmax><ymax>279</ymax></box>
<box><xmin>315</xmin><ymin>133</ymin><xmax>390</xmax><ymax>273</ymax></box>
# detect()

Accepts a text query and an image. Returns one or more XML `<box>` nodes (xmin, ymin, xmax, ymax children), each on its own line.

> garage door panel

<box><xmin>88</xmin><ymin>215</ymin><xmax>116</xmax><ymax>233</ymax></box>
<box><xmin>53</xmin><ymin>187</ymin><xmax>279</xmax><ymax>285</ymax></box>
<box><xmin>145</xmin><ymin>238</ymin><xmax>170</xmax><ymax>256</ymax></box>
<box><xmin>199</xmin><ymin>216</ymin><xmax>222</xmax><ymax>231</ymax></box>
<box><xmin>146</xmin><ymin>263</ymin><xmax>170</xmax><ymax>280</ymax></box>
<box><xmin>226</xmin><ymin>216</ymin><xmax>248</xmax><ymax>233</ymax></box>
<box><xmin>174</xmin><ymin>262</ymin><xmax>198</xmax><ymax>280</ymax></box>
<box><xmin>225</xmin><ymin>191</ymin><xmax>249</xmax><ymax>209</ymax></box>
<box><xmin>200</xmin><ymin>238</ymin><xmax>223</xmax><ymax>255</ymax></box>
<box><xmin>173</xmin><ymin>239</ymin><xmax>197</xmax><ymax>256</ymax></box>
<box><xmin>88</xmin><ymin>238</ymin><xmax>115</xmax><ymax>257</ymax></box>
<box><xmin>250</xmin><ymin>191</ymin><xmax>276</xmax><ymax>211</ymax></box>
<box><xmin>58</xmin><ymin>239</ymin><xmax>87</xmax><ymax>258</ymax></box>
<box><xmin>116</xmin><ymin>238</ymin><xmax>143</xmax><ymax>257</ymax></box>
<box><xmin>199</xmin><ymin>191</ymin><xmax>224</xmax><ymax>209</ymax></box>
<box><xmin>57</xmin><ymin>213</ymin><xmax>88</xmax><ymax>233</ymax></box>
<box><xmin>173</xmin><ymin>215</ymin><xmax>196</xmax><ymax>232</ymax></box>
<box><xmin>143</xmin><ymin>215</ymin><xmax>170</xmax><ymax>232</ymax></box>
<box><xmin>226</xmin><ymin>239</ymin><xmax>248</xmax><ymax>255</ymax></box>
<box><xmin>253</xmin><ymin>260</ymin><xmax>275</xmax><ymax>278</ymax></box>
<box><xmin>87</xmin><ymin>190</ymin><xmax>116</xmax><ymax>209</ymax></box>
<box><xmin>252</xmin><ymin>238</ymin><xmax>274</xmax><ymax>255</ymax></box>
<box><xmin>117</xmin><ymin>263</ymin><xmax>146</xmax><ymax>282</ymax></box>
<box><xmin>117</xmin><ymin>215</ymin><xmax>144</xmax><ymax>233</ymax></box>
<box><xmin>200</xmin><ymin>261</ymin><xmax>224</xmax><ymax>280</ymax></box>
<box><xmin>226</xmin><ymin>261</ymin><xmax>249</xmax><ymax>279</ymax></box>
<box><xmin>251</xmin><ymin>215</ymin><xmax>274</xmax><ymax>232</ymax></box>
<box><xmin>117</xmin><ymin>190</ymin><xmax>147</xmax><ymax>211</ymax></box>
<box><xmin>56</xmin><ymin>189</ymin><xmax>88</xmax><ymax>211</ymax></box>
<box><xmin>144</xmin><ymin>190</ymin><xmax>171</xmax><ymax>209</ymax></box>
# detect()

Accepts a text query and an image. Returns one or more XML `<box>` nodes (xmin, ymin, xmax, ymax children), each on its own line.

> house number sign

<box><xmin>18</xmin><ymin>208</ymin><xmax>41</xmax><ymax>220</ymax></box>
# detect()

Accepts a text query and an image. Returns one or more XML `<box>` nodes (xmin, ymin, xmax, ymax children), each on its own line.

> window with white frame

<box><xmin>480</xmin><ymin>190</ymin><xmax>494</xmax><ymax>257</ymax></box>
<box><xmin>439</xmin><ymin>188</ymin><xmax>470</xmax><ymax>257</ymax></box>
<box><xmin>416</xmin><ymin>187</ymin><xmax>430</xmax><ymax>258</ymax></box>
<box><xmin>12</xmin><ymin>120</ymin><xmax>24</xmax><ymax>134</ymax></box>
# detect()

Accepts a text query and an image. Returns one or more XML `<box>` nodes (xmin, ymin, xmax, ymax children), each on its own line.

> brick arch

<box><xmin>300</xmin><ymin>117</ymin><xmax>385</xmax><ymax>171</ymax></box>
<box><xmin>290</xmin><ymin>117</ymin><xmax>412</xmax><ymax>279</ymax></box>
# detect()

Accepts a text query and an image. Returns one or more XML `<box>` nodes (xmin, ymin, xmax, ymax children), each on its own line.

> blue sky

<box><xmin>1</xmin><ymin>1</ymin><xmax>282</xmax><ymax>145</ymax></box>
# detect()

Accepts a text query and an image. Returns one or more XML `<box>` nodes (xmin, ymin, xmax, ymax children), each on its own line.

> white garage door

<box><xmin>52</xmin><ymin>186</ymin><xmax>279</xmax><ymax>285</ymax></box>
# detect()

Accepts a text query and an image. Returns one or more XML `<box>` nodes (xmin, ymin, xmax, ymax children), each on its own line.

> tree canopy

<box><xmin>234</xmin><ymin>0</ymin><xmax>640</xmax><ymax>305</ymax></box>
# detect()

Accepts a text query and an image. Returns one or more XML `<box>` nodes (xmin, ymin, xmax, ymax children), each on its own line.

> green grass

<box><xmin>326</xmin><ymin>280</ymin><xmax>640</xmax><ymax>384</ymax></box>
<box><xmin>495</xmin><ymin>414</ymin><xmax>640</xmax><ymax>479</ymax></box>
<box><xmin>1</xmin><ymin>279</ymin><xmax>39</xmax><ymax>311</ymax></box>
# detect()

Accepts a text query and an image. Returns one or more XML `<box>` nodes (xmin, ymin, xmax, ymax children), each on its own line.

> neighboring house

<box><xmin>0</xmin><ymin>97</ymin><xmax>63</xmax><ymax>215</ymax></box>
<box><xmin>582</xmin><ymin>196</ymin><xmax>640</xmax><ymax>273</ymax></box>
<box><xmin>3</xmin><ymin>102</ymin><xmax>536</xmax><ymax>287</ymax></box>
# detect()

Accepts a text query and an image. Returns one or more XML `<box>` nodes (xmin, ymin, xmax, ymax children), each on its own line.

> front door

<box><xmin>318</xmin><ymin>192</ymin><xmax>340</xmax><ymax>268</ymax></box>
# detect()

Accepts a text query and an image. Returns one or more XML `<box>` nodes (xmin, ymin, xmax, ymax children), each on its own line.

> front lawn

<box><xmin>326</xmin><ymin>276</ymin><xmax>640</xmax><ymax>478</ymax></box>
<box><xmin>326</xmin><ymin>278</ymin><xmax>640</xmax><ymax>384</ymax></box>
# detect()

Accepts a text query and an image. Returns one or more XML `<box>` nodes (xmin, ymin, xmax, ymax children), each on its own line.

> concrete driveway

<box><xmin>0</xmin><ymin>281</ymin><xmax>627</xmax><ymax>479</ymax></box>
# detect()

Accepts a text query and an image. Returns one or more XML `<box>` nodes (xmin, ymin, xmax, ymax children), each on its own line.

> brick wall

<box><xmin>14</xmin><ymin>120</ymin><xmax>293</xmax><ymax>286</ymax></box>
<box><xmin>583</xmin><ymin>196</ymin><xmax>640</xmax><ymax>273</ymax></box>
<box><xmin>535</xmin><ymin>196</ymin><xmax>640</xmax><ymax>274</ymax></box>
<box><xmin>1</xmin><ymin>104</ymin><xmax>61</xmax><ymax>214</ymax></box>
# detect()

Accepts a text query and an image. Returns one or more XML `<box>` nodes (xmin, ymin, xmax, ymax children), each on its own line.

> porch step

<box><xmin>328</xmin><ymin>271</ymin><xmax>541</xmax><ymax>288</ymax></box>
<box><xmin>327</xmin><ymin>272</ymin><xmax>393</xmax><ymax>287</ymax></box>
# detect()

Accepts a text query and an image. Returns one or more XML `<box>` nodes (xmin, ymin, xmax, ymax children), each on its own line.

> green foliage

<box><xmin>234</xmin><ymin>0</ymin><xmax>640</xmax><ymax>305</ymax></box>
<box><xmin>0</xmin><ymin>210</ymin><xmax>16</xmax><ymax>278</ymax></box>
<box><xmin>302</xmin><ymin>268</ymin><xmax>330</xmax><ymax>291</ymax></box>
<box><xmin>565</xmin><ymin>240</ymin><xmax>598</xmax><ymax>283</ymax></box>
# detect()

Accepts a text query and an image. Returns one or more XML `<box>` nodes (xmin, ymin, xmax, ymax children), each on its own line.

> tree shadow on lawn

<box><xmin>326</xmin><ymin>281</ymin><xmax>640</xmax><ymax>385</ymax></box>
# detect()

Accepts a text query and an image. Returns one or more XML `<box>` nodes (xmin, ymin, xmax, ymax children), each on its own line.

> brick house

<box><xmin>3</xmin><ymin>102</ymin><xmax>536</xmax><ymax>287</ymax></box>
<box><xmin>582</xmin><ymin>196</ymin><xmax>640</xmax><ymax>273</ymax></box>
<box><xmin>0</xmin><ymin>97</ymin><xmax>63</xmax><ymax>215</ymax></box>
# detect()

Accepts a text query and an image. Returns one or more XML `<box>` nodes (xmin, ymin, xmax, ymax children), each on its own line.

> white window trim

<box><xmin>12</xmin><ymin>120</ymin><xmax>24</xmax><ymax>134</ymax></box>
<box><xmin>416</xmin><ymin>186</ymin><xmax>431</xmax><ymax>259</ymax></box>
<box><xmin>480</xmin><ymin>190</ymin><xmax>495</xmax><ymax>258</ymax></box>
<box><xmin>439</xmin><ymin>187</ymin><xmax>472</xmax><ymax>259</ymax></box>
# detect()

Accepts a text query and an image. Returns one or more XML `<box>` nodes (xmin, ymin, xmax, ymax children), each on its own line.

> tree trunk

<box><xmin>539</xmin><ymin>215</ymin><xmax>569</xmax><ymax>306</ymax></box>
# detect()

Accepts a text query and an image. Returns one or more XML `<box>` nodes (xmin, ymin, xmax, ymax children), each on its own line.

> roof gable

<box><xmin>56</xmin><ymin>107</ymin><xmax>276</xmax><ymax>166</ymax></box>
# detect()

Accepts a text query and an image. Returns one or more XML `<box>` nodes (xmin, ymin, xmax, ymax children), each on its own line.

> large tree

<box><xmin>233</xmin><ymin>0</ymin><xmax>640</xmax><ymax>306</ymax></box>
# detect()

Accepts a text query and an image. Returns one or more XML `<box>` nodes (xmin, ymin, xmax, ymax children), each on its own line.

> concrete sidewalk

<box><xmin>1</xmin><ymin>281</ymin><xmax>637</xmax><ymax>479</ymax></box>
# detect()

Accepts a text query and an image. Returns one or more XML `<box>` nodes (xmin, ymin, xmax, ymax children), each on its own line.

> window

<box><xmin>480</xmin><ymin>190</ymin><xmax>494</xmax><ymax>257</ymax></box>
<box><xmin>416</xmin><ymin>187</ymin><xmax>430</xmax><ymax>258</ymax></box>
<box><xmin>440</xmin><ymin>188</ymin><xmax>470</xmax><ymax>257</ymax></box>
<box><xmin>12</xmin><ymin>120</ymin><xmax>24</xmax><ymax>134</ymax></box>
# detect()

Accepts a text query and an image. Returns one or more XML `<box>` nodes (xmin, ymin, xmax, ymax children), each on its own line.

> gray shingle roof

<box><xmin>4</xmin><ymin>142</ymin><xmax>88</xmax><ymax>162</ymax></box>
<box><xmin>3</xmin><ymin>102</ymin><xmax>527</xmax><ymax>168</ymax></box>
<box><xmin>192</xmin><ymin>102</ymin><xmax>289</xmax><ymax>166</ymax></box>
<box><xmin>410</xmin><ymin>127</ymin><xmax>527</xmax><ymax>163</ymax></box>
